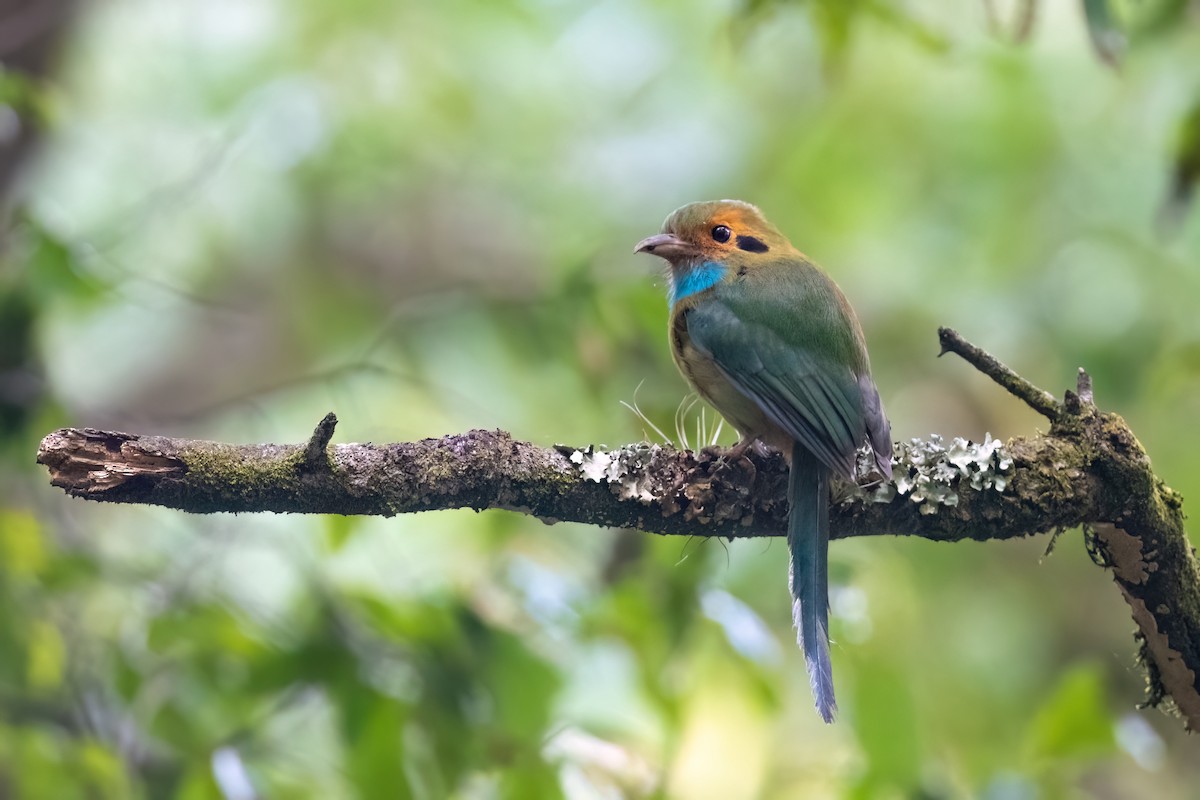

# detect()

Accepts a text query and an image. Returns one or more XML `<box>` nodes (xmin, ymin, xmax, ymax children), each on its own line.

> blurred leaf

<box><xmin>347</xmin><ymin>592</ymin><xmax>463</xmax><ymax>646</ymax></box>
<box><xmin>498</xmin><ymin>754</ymin><xmax>565</xmax><ymax>800</ymax></box>
<box><xmin>322</xmin><ymin>515</ymin><xmax>361</xmax><ymax>551</ymax></box>
<box><xmin>480</xmin><ymin>627</ymin><xmax>561</xmax><ymax>742</ymax></box>
<box><xmin>811</xmin><ymin>0</ymin><xmax>858</xmax><ymax>76</ymax></box>
<box><xmin>38</xmin><ymin>553</ymin><xmax>101</xmax><ymax>591</ymax></box>
<box><xmin>79</xmin><ymin>741</ymin><xmax>135</xmax><ymax>800</ymax></box>
<box><xmin>0</xmin><ymin>67</ymin><xmax>54</xmax><ymax>127</ymax></box>
<box><xmin>19</xmin><ymin>220</ymin><xmax>105</xmax><ymax>304</ymax></box>
<box><xmin>1158</xmin><ymin>97</ymin><xmax>1200</xmax><ymax>234</ymax></box>
<box><xmin>0</xmin><ymin>287</ymin><xmax>40</xmax><ymax>442</ymax></box>
<box><xmin>1024</xmin><ymin>663</ymin><xmax>1116</xmax><ymax>763</ymax></box>
<box><xmin>26</xmin><ymin>620</ymin><xmax>65</xmax><ymax>692</ymax></box>
<box><xmin>1082</xmin><ymin>0</ymin><xmax>1126</xmax><ymax>65</ymax></box>
<box><xmin>172</xmin><ymin>765</ymin><xmax>222</xmax><ymax>800</ymax></box>
<box><xmin>0</xmin><ymin>509</ymin><xmax>47</xmax><ymax>579</ymax></box>
<box><xmin>586</xmin><ymin>537</ymin><xmax>709</xmax><ymax>724</ymax></box>
<box><xmin>147</xmin><ymin>603</ymin><xmax>265</xmax><ymax>661</ymax></box>
<box><xmin>0</xmin><ymin>724</ymin><xmax>135</xmax><ymax>800</ymax></box>
<box><xmin>1110</xmin><ymin>0</ymin><xmax>1193</xmax><ymax>41</ymax></box>
<box><xmin>344</xmin><ymin>698</ymin><xmax>412</xmax><ymax>800</ymax></box>
<box><xmin>850</xmin><ymin>659</ymin><xmax>921</xmax><ymax>795</ymax></box>
<box><xmin>863</xmin><ymin>0</ymin><xmax>949</xmax><ymax>53</ymax></box>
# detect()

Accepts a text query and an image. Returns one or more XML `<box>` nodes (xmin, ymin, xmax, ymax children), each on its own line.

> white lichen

<box><xmin>570</xmin><ymin>444</ymin><xmax>664</xmax><ymax>503</ymax></box>
<box><xmin>570</xmin><ymin>433</ymin><xmax>1014</xmax><ymax>517</ymax></box>
<box><xmin>848</xmin><ymin>433</ymin><xmax>1013</xmax><ymax>513</ymax></box>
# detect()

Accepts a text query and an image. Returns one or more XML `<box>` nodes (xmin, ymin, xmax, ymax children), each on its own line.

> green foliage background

<box><xmin>2</xmin><ymin>0</ymin><xmax>1200</xmax><ymax>797</ymax></box>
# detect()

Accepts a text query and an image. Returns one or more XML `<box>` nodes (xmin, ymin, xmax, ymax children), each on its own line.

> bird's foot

<box><xmin>856</xmin><ymin>474</ymin><xmax>885</xmax><ymax>490</ymax></box>
<box><xmin>855</xmin><ymin>462</ymin><xmax>896</xmax><ymax>489</ymax></box>
<box><xmin>701</xmin><ymin>439</ymin><xmax>770</xmax><ymax>461</ymax></box>
<box><xmin>703</xmin><ymin>440</ymin><xmax>766</xmax><ymax>484</ymax></box>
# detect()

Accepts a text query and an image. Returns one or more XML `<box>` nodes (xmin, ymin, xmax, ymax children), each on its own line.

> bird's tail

<box><xmin>788</xmin><ymin>441</ymin><xmax>836</xmax><ymax>723</ymax></box>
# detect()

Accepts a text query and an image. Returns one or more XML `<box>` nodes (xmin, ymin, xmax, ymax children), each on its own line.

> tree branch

<box><xmin>938</xmin><ymin>326</ymin><xmax>1062</xmax><ymax>421</ymax></box>
<box><xmin>35</xmin><ymin>330</ymin><xmax>1200</xmax><ymax>730</ymax></box>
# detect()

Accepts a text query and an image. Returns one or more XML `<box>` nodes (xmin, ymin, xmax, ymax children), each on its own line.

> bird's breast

<box><xmin>669</xmin><ymin>304</ymin><xmax>776</xmax><ymax>443</ymax></box>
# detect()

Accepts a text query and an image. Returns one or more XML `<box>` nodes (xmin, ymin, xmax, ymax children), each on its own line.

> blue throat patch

<box><xmin>670</xmin><ymin>262</ymin><xmax>727</xmax><ymax>308</ymax></box>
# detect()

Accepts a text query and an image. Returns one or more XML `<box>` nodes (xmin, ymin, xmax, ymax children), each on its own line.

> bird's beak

<box><xmin>634</xmin><ymin>233</ymin><xmax>697</xmax><ymax>260</ymax></box>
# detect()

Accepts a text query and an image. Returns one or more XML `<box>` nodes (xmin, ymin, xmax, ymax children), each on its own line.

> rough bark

<box><xmin>35</xmin><ymin>329</ymin><xmax>1200</xmax><ymax>730</ymax></box>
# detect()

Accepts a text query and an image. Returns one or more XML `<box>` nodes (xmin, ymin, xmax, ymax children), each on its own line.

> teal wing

<box><xmin>685</xmin><ymin>269</ymin><xmax>887</xmax><ymax>479</ymax></box>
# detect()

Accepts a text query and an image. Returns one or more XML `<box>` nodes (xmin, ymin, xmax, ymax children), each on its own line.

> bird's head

<box><xmin>634</xmin><ymin>199</ymin><xmax>793</xmax><ymax>268</ymax></box>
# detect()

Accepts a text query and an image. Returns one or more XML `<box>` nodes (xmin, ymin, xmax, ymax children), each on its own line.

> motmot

<box><xmin>635</xmin><ymin>200</ymin><xmax>892</xmax><ymax>723</ymax></box>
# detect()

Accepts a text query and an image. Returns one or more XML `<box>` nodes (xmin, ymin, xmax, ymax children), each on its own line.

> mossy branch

<box><xmin>35</xmin><ymin>330</ymin><xmax>1200</xmax><ymax>731</ymax></box>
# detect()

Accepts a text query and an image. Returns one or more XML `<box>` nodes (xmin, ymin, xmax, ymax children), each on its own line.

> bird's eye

<box><xmin>711</xmin><ymin>225</ymin><xmax>732</xmax><ymax>243</ymax></box>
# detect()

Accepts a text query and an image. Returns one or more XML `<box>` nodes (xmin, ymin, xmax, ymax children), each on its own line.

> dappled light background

<box><xmin>3</xmin><ymin>0</ymin><xmax>1200</xmax><ymax>796</ymax></box>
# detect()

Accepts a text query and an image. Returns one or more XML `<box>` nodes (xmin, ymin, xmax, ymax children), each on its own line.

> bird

<box><xmin>635</xmin><ymin>200</ymin><xmax>892</xmax><ymax>723</ymax></box>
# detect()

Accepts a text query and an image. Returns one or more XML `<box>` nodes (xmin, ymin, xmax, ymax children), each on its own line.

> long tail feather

<box><xmin>788</xmin><ymin>441</ymin><xmax>836</xmax><ymax>723</ymax></box>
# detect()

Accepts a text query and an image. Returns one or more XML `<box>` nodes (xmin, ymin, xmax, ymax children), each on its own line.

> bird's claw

<box><xmin>705</xmin><ymin>441</ymin><xmax>760</xmax><ymax>484</ymax></box>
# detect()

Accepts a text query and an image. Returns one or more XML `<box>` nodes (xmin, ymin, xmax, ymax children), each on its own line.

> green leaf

<box><xmin>0</xmin><ymin>510</ymin><xmax>47</xmax><ymax>579</ymax></box>
<box><xmin>344</xmin><ymin>699</ymin><xmax>413</xmax><ymax>800</ymax></box>
<box><xmin>322</xmin><ymin>515</ymin><xmax>361</xmax><ymax>551</ymax></box>
<box><xmin>850</xmin><ymin>659</ymin><xmax>921</xmax><ymax>793</ymax></box>
<box><xmin>0</xmin><ymin>67</ymin><xmax>52</xmax><ymax>126</ymax></box>
<box><xmin>26</xmin><ymin>620</ymin><xmax>65</xmax><ymax>692</ymax></box>
<box><xmin>481</xmin><ymin>629</ymin><xmax>561</xmax><ymax>742</ymax></box>
<box><xmin>498</xmin><ymin>753</ymin><xmax>564</xmax><ymax>800</ymax></box>
<box><xmin>1024</xmin><ymin>663</ymin><xmax>1116</xmax><ymax>763</ymax></box>
<box><xmin>1160</xmin><ymin>97</ymin><xmax>1200</xmax><ymax>231</ymax></box>
<box><xmin>18</xmin><ymin>220</ymin><xmax>106</xmax><ymax>304</ymax></box>
<box><xmin>79</xmin><ymin>741</ymin><xmax>136</xmax><ymax>800</ymax></box>
<box><xmin>811</xmin><ymin>0</ymin><xmax>858</xmax><ymax>76</ymax></box>
<box><xmin>1082</xmin><ymin>0</ymin><xmax>1126</xmax><ymax>66</ymax></box>
<box><xmin>172</xmin><ymin>765</ymin><xmax>222</xmax><ymax>800</ymax></box>
<box><xmin>147</xmin><ymin>603</ymin><xmax>265</xmax><ymax>660</ymax></box>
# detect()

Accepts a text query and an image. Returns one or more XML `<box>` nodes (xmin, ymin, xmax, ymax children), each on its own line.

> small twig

<box><xmin>1076</xmin><ymin>367</ymin><xmax>1094</xmax><ymax>406</ymax></box>
<box><xmin>938</xmin><ymin>327</ymin><xmax>1062</xmax><ymax>422</ymax></box>
<box><xmin>302</xmin><ymin>412</ymin><xmax>337</xmax><ymax>470</ymax></box>
<box><xmin>1064</xmin><ymin>367</ymin><xmax>1097</xmax><ymax>416</ymax></box>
